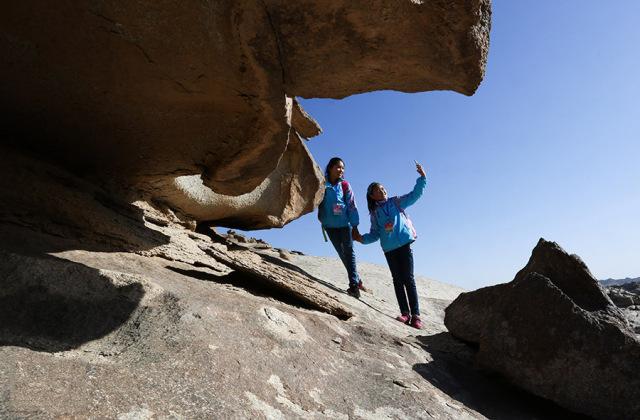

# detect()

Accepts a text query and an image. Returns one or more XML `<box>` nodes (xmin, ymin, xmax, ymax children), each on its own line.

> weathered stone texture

<box><xmin>445</xmin><ymin>239</ymin><xmax>640</xmax><ymax>420</ymax></box>
<box><xmin>1</xmin><ymin>0</ymin><xmax>490</xmax><ymax>228</ymax></box>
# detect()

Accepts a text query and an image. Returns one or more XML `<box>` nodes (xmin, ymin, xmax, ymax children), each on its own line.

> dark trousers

<box><xmin>325</xmin><ymin>227</ymin><xmax>360</xmax><ymax>288</ymax></box>
<box><xmin>384</xmin><ymin>243</ymin><xmax>420</xmax><ymax>316</ymax></box>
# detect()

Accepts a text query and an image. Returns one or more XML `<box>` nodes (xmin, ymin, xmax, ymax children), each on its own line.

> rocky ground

<box><xmin>604</xmin><ymin>281</ymin><xmax>640</xmax><ymax>335</ymax></box>
<box><xmin>0</xmin><ymin>226</ymin><xmax>588</xmax><ymax>419</ymax></box>
<box><xmin>0</xmin><ymin>148</ymin><xmax>590</xmax><ymax>419</ymax></box>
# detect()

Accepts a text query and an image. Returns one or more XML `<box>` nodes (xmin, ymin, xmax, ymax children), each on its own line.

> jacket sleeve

<box><xmin>361</xmin><ymin>213</ymin><xmax>380</xmax><ymax>245</ymax></box>
<box><xmin>396</xmin><ymin>176</ymin><xmax>427</xmax><ymax>210</ymax></box>
<box><xmin>344</xmin><ymin>182</ymin><xmax>360</xmax><ymax>227</ymax></box>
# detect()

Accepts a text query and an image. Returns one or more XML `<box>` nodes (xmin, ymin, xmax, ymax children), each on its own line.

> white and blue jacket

<box><xmin>362</xmin><ymin>176</ymin><xmax>426</xmax><ymax>253</ymax></box>
<box><xmin>318</xmin><ymin>178</ymin><xmax>360</xmax><ymax>228</ymax></box>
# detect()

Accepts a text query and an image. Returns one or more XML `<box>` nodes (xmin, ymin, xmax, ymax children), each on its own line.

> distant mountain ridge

<box><xmin>600</xmin><ymin>277</ymin><xmax>640</xmax><ymax>286</ymax></box>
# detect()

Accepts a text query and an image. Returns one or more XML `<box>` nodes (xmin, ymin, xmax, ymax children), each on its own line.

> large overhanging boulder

<box><xmin>444</xmin><ymin>239</ymin><xmax>640</xmax><ymax>419</ymax></box>
<box><xmin>267</xmin><ymin>0</ymin><xmax>491</xmax><ymax>99</ymax></box>
<box><xmin>147</xmin><ymin>132</ymin><xmax>324</xmax><ymax>229</ymax></box>
<box><xmin>1</xmin><ymin>0</ymin><xmax>490</xmax><ymax>229</ymax></box>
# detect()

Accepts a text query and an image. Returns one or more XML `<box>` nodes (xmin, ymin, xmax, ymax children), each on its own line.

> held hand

<box><xmin>415</xmin><ymin>161</ymin><xmax>426</xmax><ymax>178</ymax></box>
<box><xmin>352</xmin><ymin>227</ymin><xmax>362</xmax><ymax>243</ymax></box>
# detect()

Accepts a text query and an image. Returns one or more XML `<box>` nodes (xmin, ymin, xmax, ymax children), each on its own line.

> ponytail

<box><xmin>366</xmin><ymin>182</ymin><xmax>382</xmax><ymax>214</ymax></box>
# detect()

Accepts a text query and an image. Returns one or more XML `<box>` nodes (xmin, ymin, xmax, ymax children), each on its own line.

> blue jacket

<box><xmin>318</xmin><ymin>179</ymin><xmax>360</xmax><ymax>228</ymax></box>
<box><xmin>362</xmin><ymin>176</ymin><xmax>427</xmax><ymax>252</ymax></box>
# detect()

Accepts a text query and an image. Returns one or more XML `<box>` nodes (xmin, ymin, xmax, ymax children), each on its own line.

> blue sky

<box><xmin>246</xmin><ymin>1</ymin><xmax>640</xmax><ymax>290</ymax></box>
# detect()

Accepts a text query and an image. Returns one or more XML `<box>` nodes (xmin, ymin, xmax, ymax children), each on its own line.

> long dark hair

<box><xmin>367</xmin><ymin>182</ymin><xmax>382</xmax><ymax>213</ymax></box>
<box><xmin>324</xmin><ymin>157</ymin><xmax>344</xmax><ymax>182</ymax></box>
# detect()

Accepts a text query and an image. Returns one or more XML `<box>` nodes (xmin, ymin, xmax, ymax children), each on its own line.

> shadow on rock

<box><xmin>0</xmin><ymin>252</ymin><xmax>145</xmax><ymax>352</ymax></box>
<box><xmin>255</xmin><ymin>251</ymin><xmax>347</xmax><ymax>295</ymax></box>
<box><xmin>0</xmin><ymin>145</ymin><xmax>171</xmax><ymax>256</ymax></box>
<box><xmin>166</xmin><ymin>265</ymin><xmax>323</xmax><ymax>312</ymax></box>
<box><xmin>413</xmin><ymin>332</ymin><xmax>591</xmax><ymax>420</ymax></box>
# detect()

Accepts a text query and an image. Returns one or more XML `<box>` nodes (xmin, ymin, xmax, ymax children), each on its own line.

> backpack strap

<box><xmin>394</xmin><ymin>197</ymin><xmax>417</xmax><ymax>239</ymax></box>
<box><xmin>393</xmin><ymin>197</ymin><xmax>404</xmax><ymax>214</ymax></box>
<box><xmin>341</xmin><ymin>180</ymin><xmax>349</xmax><ymax>199</ymax></box>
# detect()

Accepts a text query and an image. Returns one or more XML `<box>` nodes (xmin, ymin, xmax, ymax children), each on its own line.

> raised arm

<box><xmin>396</xmin><ymin>176</ymin><xmax>427</xmax><ymax>209</ymax></box>
<box><xmin>396</xmin><ymin>163</ymin><xmax>427</xmax><ymax>210</ymax></box>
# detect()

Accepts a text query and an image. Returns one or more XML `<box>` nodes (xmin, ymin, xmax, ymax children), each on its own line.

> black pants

<box><xmin>384</xmin><ymin>243</ymin><xmax>420</xmax><ymax>316</ymax></box>
<box><xmin>325</xmin><ymin>227</ymin><xmax>360</xmax><ymax>288</ymax></box>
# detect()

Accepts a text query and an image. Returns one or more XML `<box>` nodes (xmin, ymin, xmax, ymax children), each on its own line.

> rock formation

<box><xmin>0</xmin><ymin>147</ymin><xmax>351</xmax><ymax>323</ymax></box>
<box><xmin>148</xmin><ymin>132</ymin><xmax>325</xmax><ymax>228</ymax></box>
<box><xmin>445</xmin><ymin>239</ymin><xmax>640</xmax><ymax>420</ymax></box>
<box><xmin>600</xmin><ymin>276</ymin><xmax>640</xmax><ymax>287</ymax></box>
<box><xmin>605</xmin><ymin>281</ymin><xmax>640</xmax><ymax>335</ymax></box>
<box><xmin>606</xmin><ymin>281</ymin><xmax>640</xmax><ymax>308</ymax></box>
<box><xmin>1</xmin><ymin>0</ymin><xmax>490</xmax><ymax>229</ymax></box>
<box><xmin>0</xmin><ymin>2</ymin><xmax>506</xmax><ymax>417</ymax></box>
<box><xmin>0</xmin><ymin>159</ymin><xmax>587</xmax><ymax>417</ymax></box>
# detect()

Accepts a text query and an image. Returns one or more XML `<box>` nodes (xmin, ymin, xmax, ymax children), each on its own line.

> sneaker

<box><xmin>410</xmin><ymin>315</ymin><xmax>423</xmax><ymax>330</ymax></box>
<box><xmin>347</xmin><ymin>285</ymin><xmax>361</xmax><ymax>299</ymax></box>
<box><xmin>396</xmin><ymin>314</ymin><xmax>411</xmax><ymax>324</ymax></box>
<box><xmin>357</xmin><ymin>281</ymin><xmax>369</xmax><ymax>292</ymax></box>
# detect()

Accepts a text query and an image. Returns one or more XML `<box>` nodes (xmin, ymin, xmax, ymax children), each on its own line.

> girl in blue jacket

<box><xmin>318</xmin><ymin>157</ymin><xmax>363</xmax><ymax>298</ymax></box>
<box><xmin>354</xmin><ymin>162</ymin><xmax>427</xmax><ymax>328</ymax></box>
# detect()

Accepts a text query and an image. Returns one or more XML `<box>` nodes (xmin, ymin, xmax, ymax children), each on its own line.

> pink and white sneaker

<box><xmin>396</xmin><ymin>314</ymin><xmax>411</xmax><ymax>324</ymax></box>
<box><xmin>410</xmin><ymin>315</ymin><xmax>423</xmax><ymax>330</ymax></box>
<box><xmin>358</xmin><ymin>281</ymin><xmax>369</xmax><ymax>293</ymax></box>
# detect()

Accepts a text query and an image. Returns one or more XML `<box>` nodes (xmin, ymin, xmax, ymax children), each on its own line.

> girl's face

<box><xmin>370</xmin><ymin>184</ymin><xmax>387</xmax><ymax>201</ymax></box>
<box><xmin>328</xmin><ymin>161</ymin><xmax>345</xmax><ymax>182</ymax></box>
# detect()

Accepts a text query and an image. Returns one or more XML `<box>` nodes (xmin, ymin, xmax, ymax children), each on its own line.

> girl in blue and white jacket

<box><xmin>354</xmin><ymin>162</ymin><xmax>427</xmax><ymax>328</ymax></box>
<box><xmin>318</xmin><ymin>157</ymin><xmax>363</xmax><ymax>298</ymax></box>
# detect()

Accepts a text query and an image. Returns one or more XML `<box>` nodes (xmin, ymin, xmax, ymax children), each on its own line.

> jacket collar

<box><xmin>325</xmin><ymin>177</ymin><xmax>344</xmax><ymax>188</ymax></box>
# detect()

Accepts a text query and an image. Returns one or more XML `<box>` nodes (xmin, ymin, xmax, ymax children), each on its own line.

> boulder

<box><xmin>146</xmin><ymin>132</ymin><xmax>324</xmax><ymax>229</ymax></box>
<box><xmin>292</xmin><ymin>99</ymin><xmax>322</xmax><ymax>139</ymax></box>
<box><xmin>624</xmin><ymin>308</ymin><xmax>640</xmax><ymax>335</ymax></box>
<box><xmin>1</xmin><ymin>0</ymin><xmax>490</xmax><ymax>228</ymax></box>
<box><xmin>267</xmin><ymin>0</ymin><xmax>491</xmax><ymax>99</ymax></box>
<box><xmin>606</xmin><ymin>281</ymin><xmax>640</xmax><ymax>308</ymax></box>
<box><xmin>445</xmin><ymin>239</ymin><xmax>640</xmax><ymax>420</ymax></box>
<box><xmin>201</xmin><ymin>243</ymin><xmax>352</xmax><ymax>320</ymax></box>
<box><xmin>606</xmin><ymin>282</ymin><xmax>640</xmax><ymax>337</ymax></box>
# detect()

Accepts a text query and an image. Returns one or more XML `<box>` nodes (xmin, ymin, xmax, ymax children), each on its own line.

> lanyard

<box><xmin>328</xmin><ymin>182</ymin><xmax>343</xmax><ymax>202</ymax></box>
